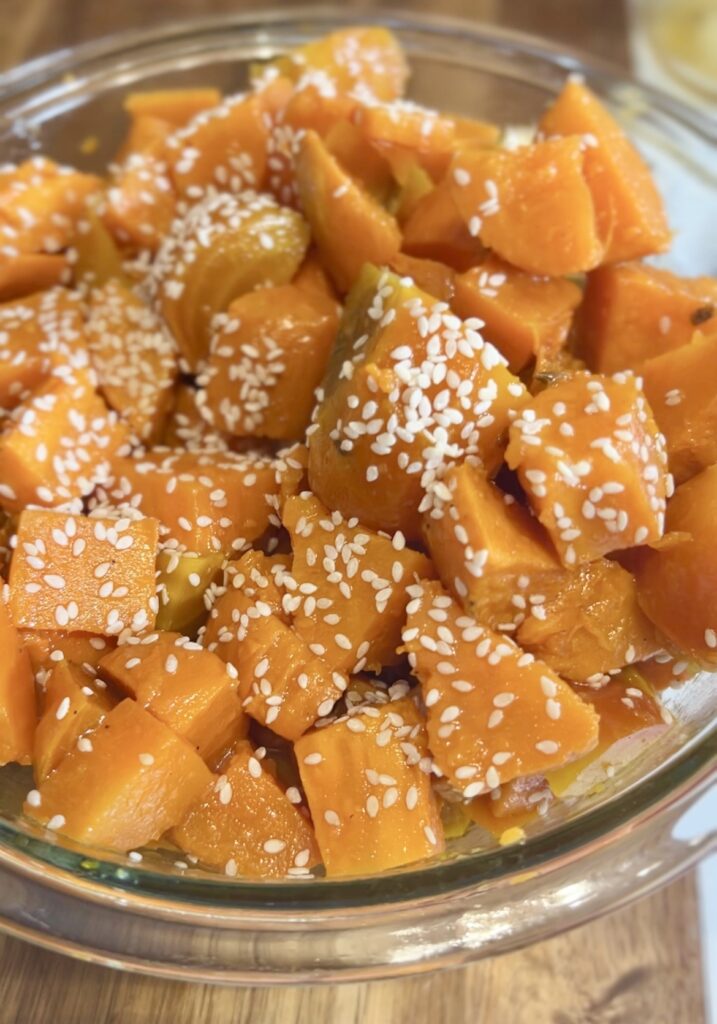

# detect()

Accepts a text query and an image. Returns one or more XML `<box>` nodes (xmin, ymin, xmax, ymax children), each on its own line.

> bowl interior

<box><xmin>0</xmin><ymin>9</ymin><xmax>715</xmax><ymax>907</ymax></box>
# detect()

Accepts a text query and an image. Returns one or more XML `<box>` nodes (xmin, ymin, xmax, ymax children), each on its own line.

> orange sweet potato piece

<box><xmin>324</xmin><ymin>119</ymin><xmax>393</xmax><ymax>200</ymax></box>
<box><xmin>9</xmin><ymin>510</ymin><xmax>159</xmax><ymax>636</ymax></box>
<box><xmin>284</xmin><ymin>492</ymin><xmax>434</xmax><ymax>673</ymax></box>
<box><xmin>197</xmin><ymin>284</ymin><xmax>338</xmax><ymax>441</ymax></box>
<box><xmin>642</xmin><ymin>330</ymin><xmax>717</xmax><ymax>484</ymax></box>
<box><xmin>354</xmin><ymin>102</ymin><xmax>457</xmax><ymax>183</ymax></box>
<box><xmin>72</xmin><ymin>208</ymin><xmax>129</xmax><ymax>288</ymax></box>
<box><xmin>539</xmin><ymin>79</ymin><xmax>670</xmax><ymax>263</ymax></box>
<box><xmin>173</xmin><ymin>741</ymin><xmax>320</xmax><ymax>878</ymax></box>
<box><xmin>99</xmin><ymin>632</ymin><xmax>246</xmax><ymax>762</ymax></box>
<box><xmin>86</xmin><ymin>281</ymin><xmax>177</xmax><ymax>441</ymax></box>
<box><xmin>295</xmin><ymin>131</ymin><xmax>402</xmax><ymax>294</ymax></box>
<box><xmin>104</xmin><ymin>150</ymin><xmax>176</xmax><ymax>254</ymax></box>
<box><xmin>221</xmin><ymin>549</ymin><xmax>291</xmax><ymax>621</ymax></box>
<box><xmin>124</xmin><ymin>88</ymin><xmax>222</xmax><ymax>127</ymax></box>
<box><xmin>402</xmin><ymin>580</ymin><xmax>599</xmax><ymax>793</ymax></box>
<box><xmin>295</xmin><ymin>695</ymin><xmax>444</xmax><ymax>877</ymax></box>
<box><xmin>0</xmin><ymin>253</ymin><xmax>69</xmax><ymax>302</ymax></box>
<box><xmin>0</xmin><ymin>370</ymin><xmax>129</xmax><ymax>511</ymax></box>
<box><xmin>388</xmin><ymin>253</ymin><xmax>455</xmax><ymax>303</ymax></box>
<box><xmin>153</xmin><ymin>190</ymin><xmax>309</xmax><ymax>370</ymax></box>
<box><xmin>450</xmin><ymin>138</ymin><xmax>603</xmax><ymax>276</ymax></box>
<box><xmin>392</xmin><ymin>161</ymin><xmax>434</xmax><ymax>225</ymax></box>
<box><xmin>20</xmin><ymin>631</ymin><xmax>116</xmax><ymax>677</ymax></box>
<box><xmin>0</xmin><ymin>597</ymin><xmax>36</xmax><ymax>766</ymax></box>
<box><xmin>160</xmin><ymin>383</ymin><xmax>214</xmax><ymax>449</ymax></box>
<box><xmin>307</xmin><ymin>265</ymin><xmax>527</xmax><ymax>539</ymax></box>
<box><xmin>292</xmin><ymin>250</ymin><xmax>339</xmax><ymax>304</ymax></box>
<box><xmin>633</xmin><ymin>465</ymin><xmax>717</xmax><ymax>667</ymax></box>
<box><xmin>401</xmin><ymin>178</ymin><xmax>485</xmax><ymax>270</ymax></box>
<box><xmin>453</xmin><ymin>254</ymin><xmax>582</xmax><ymax>372</ymax></box>
<box><xmin>271</xmin><ymin>442</ymin><xmax>310</xmax><ymax>516</ymax></box>
<box><xmin>33</xmin><ymin>660</ymin><xmax>114</xmax><ymax>782</ymax></box>
<box><xmin>25</xmin><ymin>698</ymin><xmax>212</xmax><ymax>852</ymax></box>
<box><xmin>114</xmin><ymin>114</ymin><xmax>173</xmax><ymax>166</ymax></box>
<box><xmin>99</xmin><ymin>447</ymin><xmax>277</xmax><ymax>554</ymax></box>
<box><xmin>576</xmin><ymin>262</ymin><xmax>717</xmax><ymax>373</ymax></box>
<box><xmin>506</xmin><ymin>372</ymin><xmax>670</xmax><ymax>566</ymax></box>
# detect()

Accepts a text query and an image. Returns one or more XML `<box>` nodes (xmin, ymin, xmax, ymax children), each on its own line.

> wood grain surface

<box><xmin>0</xmin><ymin>2</ymin><xmax>706</xmax><ymax>1022</ymax></box>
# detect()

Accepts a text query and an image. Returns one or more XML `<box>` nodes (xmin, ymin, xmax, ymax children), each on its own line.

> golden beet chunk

<box><xmin>151</xmin><ymin>190</ymin><xmax>310</xmax><ymax>370</ymax></box>
<box><xmin>539</xmin><ymin>79</ymin><xmax>670</xmax><ymax>264</ymax></box>
<box><xmin>450</xmin><ymin>138</ymin><xmax>603</xmax><ymax>276</ymax></box>
<box><xmin>197</xmin><ymin>284</ymin><xmax>339</xmax><ymax>441</ymax></box>
<box><xmin>99</xmin><ymin>632</ymin><xmax>246</xmax><ymax>762</ymax></box>
<box><xmin>402</xmin><ymin>581</ymin><xmax>599</xmax><ymax>794</ymax></box>
<box><xmin>173</xmin><ymin>741</ymin><xmax>320</xmax><ymax>879</ymax></box>
<box><xmin>453</xmin><ymin>254</ymin><xmax>582</xmax><ymax>372</ymax></box>
<box><xmin>506</xmin><ymin>372</ymin><xmax>670</xmax><ymax>566</ymax></box>
<box><xmin>576</xmin><ymin>263</ymin><xmax>717</xmax><ymax>374</ymax></box>
<box><xmin>641</xmin><ymin>330</ymin><xmax>717</xmax><ymax>484</ymax></box>
<box><xmin>33</xmin><ymin>660</ymin><xmax>114</xmax><ymax>783</ymax></box>
<box><xmin>25</xmin><ymin>699</ymin><xmax>212</xmax><ymax>852</ymax></box>
<box><xmin>0</xmin><ymin>598</ymin><xmax>36</xmax><ymax>766</ymax></box>
<box><xmin>295</xmin><ymin>695</ymin><xmax>444</xmax><ymax>877</ymax></box>
<box><xmin>634</xmin><ymin>464</ymin><xmax>717</xmax><ymax>667</ymax></box>
<box><xmin>284</xmin><ymin>493</ymin><xmax>434</xmax><ymax>673</ymax></box>
<box><xmin>9</xmin><ymin>510</ymin><xmax>159</xmax><ymax>636</ymax></box>
<box><xmin>307</xmin><ymin>265</ymin><xmax>527</xmax><ymax>539</ymax></box>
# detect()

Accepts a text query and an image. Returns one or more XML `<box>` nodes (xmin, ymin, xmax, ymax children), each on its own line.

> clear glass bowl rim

<box><xmin>0</xmin><ymin>5</ymin><xmax>714</xmax><ymax>924</ymax></box>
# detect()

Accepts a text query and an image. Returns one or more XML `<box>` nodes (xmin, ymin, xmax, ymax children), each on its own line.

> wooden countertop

<box><xmin>0</xmin><ymin>1</ymin><xmax>707</xmax><ymax>1021</ymax></box>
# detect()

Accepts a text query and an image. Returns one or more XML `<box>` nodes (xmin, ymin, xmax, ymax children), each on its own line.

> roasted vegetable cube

<box><xmin>0</xmin><ymin>597</ymin><xmax>36</xmax><ymax>766</ymax></box>
<box><xmin>401</xmin><ymin>178</ymin><xmax>484</xmax><ymax>270</ymax></box>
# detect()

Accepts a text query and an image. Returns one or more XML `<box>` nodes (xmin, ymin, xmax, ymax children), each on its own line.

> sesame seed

<box><xmin>47</xmin><ymin>814</ymin><xmax>66</xmax><ymax>831</ymax></box>
<box><xmin>324</xmin><ymin>809</ymin><xmax>341</xmax><ymax>827</ymax></box>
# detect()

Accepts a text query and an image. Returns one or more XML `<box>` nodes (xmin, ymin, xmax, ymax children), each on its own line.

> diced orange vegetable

<box><xmin>271</xmin><ymin>442</ymin><xmax>310</xmax><ymax>516</ymax></box>
<box><xmin>453</xmin><ymin>254</ymin><xmax>582</xmax><ymax>372</ymax></box>
<box><xmin>307</xmin><ymin>265</ymin><xmax>527</xmax><ymax>539</ymax></box>
<box><xmin>114</xmin><ymin>113</ymin><xmax>173</xmax><ymax>166</ymax></box>
<box><xmin>284</xmin><ymin>492</ymin><xmax>434</xmax><ymax>673</ymax></box>
<box><xmin>86</xmin><ymin>281</ymin><xmax>177</xmax><ymax>441</ymax></box>
<box><xmin>99</xmin><ymin>632</ymin><xmax>246</xmax><ymax>761</ymax></box>
<box><xmin>402</xmin><ymin>580</ymin><xmax>599</xmax><ymax>793</ymax></box>
<box><xmin>295</xmin><ymin>695</ymin><xmax>444</xmax><ymax>876</ymax></box>
<box><xmin>401</xmin><ymin>178</ymin><xmax>484</xmax><ymax>270</ymax></box>
<box><xmin>99</xmin><ymin>447</ymin><xmax>277</xmax><ymax>553</ymax></box>
<box><xmin>0</xmin><ymin>597</ymin><xmax>36</xmax><ymax>766</ymax></box>
<box><xmin>221</xmin><ymin>549</ymin><xmax>290</xmax><ymax>620</ymax></box>
<box><xmin>20</xmin><ymin>631</ymin><xmax>117</xmax><ymax>677</ymax></box>
<box><xmin>173</xmin><ymin>741</ymin><xmax>320</xmax><ymax>878</ymax></box>
<box><xmin>450</xmin><ymin>138</ymin><xmax>603</xmax><ymax>276</ymax></box>
<box><xmin>642</xmin><ymin>330</ymin><xmax>717</xmax><ymax>484</ymax></box>
<box><xmin>634</xmin><ymin>464</ymin><xmax>717</xmax><ymax>666</ymax></box>
<box><xmin>539</xmin><ymin>79</ymin><xmax>670</xmax><ymax>263</ymax></box>
<box><xmin>25</xmin><ymin>698</ymin><xmax>212</xmax><ymax>852</ymax></box>
<box><xmin>33</xmin><ymin>660</ymin><xmax>114</xmax><ymax>782</ymax></box>
<box><xmin>292</xmin><ymin>250</ymin><xmax>339</xmax><ymax>304</ymax></box>
<box><xmin>388</xmin><ymin>253</ymin><xmax>455</xmax><ymax>303</ymax></box>
<box><xmin>0</xmin><ymin>253</ymin><xmax>69</xmax><ymax>302</ymax></box>
<box><xmin>72</xmin><ymin>208</ymin><xmax>129</xmax><ymax>288</ymax></box>
<box><xmin>153</xmin><ymin>190</ymin><xmax>309</xmax><ymax>370</ymax></box>
<box><xmin>354</xmin><ymin>102</ymin><xmax>457</xmax><ymax>183</ymax></box>
<box><xmin>9</xmin><ymin>510</ymin><xmax>159</xmax><ymax>636</ymax></box>
<box><xmin>197</xmin><ymin>284</ymin><xmax>338</xmax><ymax>441</ymax></box>
<box><xmin>294</xmin><ymin>131</ymin><xmax>402</xmax><ymax>293</ymax></box>
<box><xmin>0</xmin><ymin>370</ymin><xmax>129</xmax><ymax>511</ymax></box>
<box><xmin>124</xmin><ymin>89</ymin><xmax>222</xmax><ymax>127</ymax></box>
<box><xmin>160</xmin><ymin>383</ymin><xmax>214</xmax><ymax>449</ymax></box>
<box><xmin>324</xmin><ymin>119</ymin><xmax>393</xmax><ymax>199</ymax></box>
<box><xmin>104</xmin><ymin>151</ymin><xmax>176</xmax><ymax>254</ymax></box>
<box><xmin>506</xmin><ymin>372</ymin><xmax>669</xmax><ymax>565</ymax></box>
<box><xmin>467</xmin><ymin>774</ymin><xmax>552</xmax><ymax>838</ymax></box>
<box><xmin>155</xmin><ymin>550</ymin><xmax>224</xmax><ymax>636</ymax></box>
<box><xmin>576</xmin><ymin>262</ymin><xmax>717</xmax><ymax>373</ymax></box>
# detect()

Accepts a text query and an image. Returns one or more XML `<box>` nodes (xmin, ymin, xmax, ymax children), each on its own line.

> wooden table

<box><xmin>0</xmin><ymin>1</ymin><xmax>707</xmax><ymax>1021</ymax></box>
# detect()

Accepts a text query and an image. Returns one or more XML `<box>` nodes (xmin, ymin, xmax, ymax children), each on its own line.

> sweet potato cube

<box><xmin>295</xmin><ymin>131</ymin><xmax>402</xmax><ymax>293</ymax></box>
<box><xmin>197</xmin><ymin>284</ymin><xmax>338</xmax><ymax>441</ymax></box>
<box><xmin>401</xmin><ymin>178</ymin><xmax>484</xmax><ymax>270</ymax></box>
<box><xmin>633</xmin><ymin>465</ymin><xmax>717</xmax><ymax>667</ymax></box>
<box><xmin>284</xmin><ymin>493</ymin><xmax>434</xmax><ymax>672</ymax></box>
<box><xmin>576</xmin><ymin>263</ymin><xmax>717</xmax><ymax>373</ymax></box>
<box><xmin>173</xmin><ymin>741</ymin><xmax>320</xmax><ymax>878</ymax></box>
<box><xmin>221</xmin><ymin>549</ymin><xmax>290</xmax><ymax>620</ymax></box>
<box><xmin>506</xmin><ymin>372</ymin><xmax>669</xmax><ymax>565</ymax></box>
<box><xmin>9</xmin><ymin>510</ymin><xmax>159</xmax><ymax>636</ymax></box>
<box><xmin>295</xmin><ymin>696</ymin><xmax>444</xmax><ymax>877</ymax></box>
<box><xmin>388</xmin><ymin>253</ymin><xmax>456</xmax><ymax>303</ymax></box>
<box><xmin>100</xmin><ymin>447</ymin><xmax>277</xmax><ymax>553</ymax></box>
<box><xmin>0</xmin><ymin>370</ymin><xmax>129</xmax><ymax>511</ymax></box>
<box><xmin>20</xmin><ymin>631</ymin><xmax>117</xmax><ymax>677</ymax></box>
<box><xmin>104</xmin><ymin>150</ymin><xmax>176</xmax><ymax>254</ymax></box>
<box><xmin>99</xmin><ymin>632</ymin><xmax>246</xmax><ymax>761</ymax></box>
<box><xmin>153</xmin><ymin>190</ymin><xmax>309</xmax><ymax>369</ymax></box>
<box><xmin>33</xmin><ymin>660</ymin><xmax>114</xmax><ymax>782</ymax></box>
<box><xmin>0</xmin><ymin>253</ymin><xmax>69</xmax><ymax>302</ymax></box>
<box><xmin>271</xmin><ymin>442</ymin><xmax>309</xmax><ymax>515</ymax></box>
<box><xmin>0</xmin><ymin>598</ymin><xmax>36</xmax><ymax>766</ymax></box>
<box><xmin>0</xmin><ymin>160</ymin><xmax>99</xmax><ymax>257</ymax></box>
<box><xmin>124</xmin><ymin>88</ymin><xmax>222</xmax><ymax>127</ymax></box>
<box><xmin>450</xmin><ymin>138</ymin><xmax>603</xmax><ymax>276</ymax></box>
<box><xmin>539</xmin><ymin>79</ymin><xmax>670</xmax><ymax>263</ymax></box>
<box><xmin>641</xmin><ymin>330</ymin><xmax>717</xmax><ymax>485</ymax></box>
<box><xmin>307</xmin><ymin>265</ymin><xmax>527</xmax><ymax>539</ymax></box>
<box><xmin>86</xmin><ymin>281</ymin><xmax>177</xmax><ymax>441</ymax></box>
<box><xmin>402</xmin><ymin>581</ymin><xmax>599</xmax><ymax>793</ymax></box>
<box><xmin>160</xmin><ymin>383</ymin><xmax>214</xmax><ymax>449</ymax></box>
<box><xmin>72</xmin><ymin>209</ymin><xmax>129</xmax><ymax>289</ymax></box>
<box><xmin>453</xmin><ymin>255</ymin><xmax>582</xmax><ymax>372</ymax></box>
<box><xmin>324</xmin><ymin>119</ymin><xmax>393</xmax><ymax>200</ymax></box>
<box><xmin>155</xmin><ymin>549</ymin><xmax>223</xmax><ymax>635</ymax></box>
<box><xmin>25</xmin><ymin>698</ymin><xmax>212</xmax><ymax>852</ymax></box>
<box><xmin>355</xmin><ymin>102</ymin><xmax>457</xmax><ymax>183</ymax></box>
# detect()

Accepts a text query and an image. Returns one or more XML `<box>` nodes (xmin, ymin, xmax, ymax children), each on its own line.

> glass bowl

<box><xmin>0</xmin><ymin>6</ymin><xmax>715</xmax><ymax>985</ymax></box>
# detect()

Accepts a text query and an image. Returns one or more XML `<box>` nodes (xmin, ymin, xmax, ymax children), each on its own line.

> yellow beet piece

<box><xmin>0</xmin><ymin>597</ymin><xmax>36</xmax><ymax>766</ymax></box>
<box><xmin>295</xmin><ymin>695</ymin><xmax>444</xmax><ymax>877</ymax></box>
<box><xmin>506</xmin><ymin>372</ymin><xmax>670</xmax><ymax>566</ymax></box>
<box><xmin>25</xmin><ymin>698</ymin><xmax>212</xmax><ymax>852</ymax></box>
<box><xmin>99</xmin><ymin>632</ymin><xmax>246</xmax><ymax>762</ymax></box>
